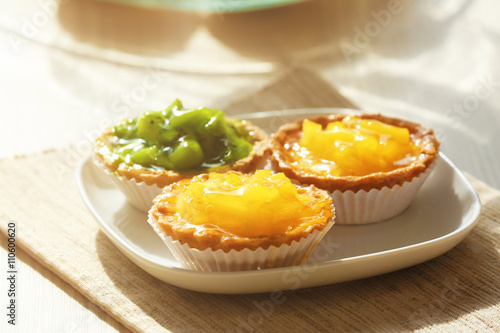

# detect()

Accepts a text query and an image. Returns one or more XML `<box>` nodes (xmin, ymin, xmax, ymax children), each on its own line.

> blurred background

<box><xmin>1</xmin><ymin>0</ymin><xmax>500</xmax><ymax>330</ymax></box>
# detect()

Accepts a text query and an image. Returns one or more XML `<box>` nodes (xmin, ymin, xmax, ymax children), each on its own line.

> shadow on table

<box><xmin>94</xmin><ymin>194</ymin><xmax>500</xmax><ymax>332</ymax></box>
<box><xmin>57</xmin><ymin>0</ymin><xmax>201</xmax><ymax>57</ymax></box>
<box><xmin>203</xmin><ymin>0</ymin><xmax>389</xmax><ymax>65</ymax></box>
<box><xmin>203</xmin><ymin>0</ymin><xmax>468</xmax><ymax>65</ymax></box>
<box><xmin>55</xmin><ymin>0</ymin><xmax>465</xmax><ymax>72</ymax></box>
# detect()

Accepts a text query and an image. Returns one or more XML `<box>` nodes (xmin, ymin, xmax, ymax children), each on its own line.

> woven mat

<box><xmin>1</xmin><ymin>67</ymin><xmax>499</xmax><ymax>332</ymax></box>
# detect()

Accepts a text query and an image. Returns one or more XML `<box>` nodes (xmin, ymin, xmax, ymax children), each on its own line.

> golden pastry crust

<box><xmin>150</xmin><ymin>172</ymin><xmax>335</xmax><ymax>252</ymax></box>
<box><xmin>270</xmin><ymin>113</ymin><xmax>440</xmax><ymax>193</ymax></box>
<box><xmin>94</xmin><ymin>120</ymin><xmax>270</xmax><ymax>188</ymax></box>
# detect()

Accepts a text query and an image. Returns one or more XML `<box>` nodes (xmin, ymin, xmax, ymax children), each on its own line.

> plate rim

<box><xmin>101</xmin><ymin>0</ymin><xmax>304</xmax><ymax>13</ymax></box>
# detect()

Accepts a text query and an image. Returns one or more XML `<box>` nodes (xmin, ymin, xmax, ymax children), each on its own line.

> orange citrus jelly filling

<box><xmin>294</xmin><ymin>117</ymin><xmax>420</xmax><ymax>177</ymax></box>
<box><xmin>174</xmin><ymin>170</ymin><xmax>331</xmax><ymax>237</ymax></box>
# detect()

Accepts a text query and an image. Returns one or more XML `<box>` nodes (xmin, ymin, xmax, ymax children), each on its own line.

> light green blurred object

<box><xmin>104</xmin><ymin>0</ymin><xmax>304</xmax><ymax>12</ymax></box>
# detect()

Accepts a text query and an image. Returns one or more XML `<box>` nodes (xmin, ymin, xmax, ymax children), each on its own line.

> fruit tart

<box><xmin>148</xmin><ymin>170</ymin><xmax>335</xmax><ymax>271</ymax></box>
<box><xmin>270</xmin><ymin>113</ymin><xmax>440</xmax><ymax>224</ymax></box>
<box><xmin>94</xmin><ymin>99</ymin><xmax>269</xmax><ymax>212</ymax></box>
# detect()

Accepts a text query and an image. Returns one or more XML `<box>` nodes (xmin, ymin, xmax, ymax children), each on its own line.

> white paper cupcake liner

<box><xmin>93</xmin><ymin>156</ymin><xmax>163</xmax><ymax>212</ymax></box>
<box><xmin>148</xmin><ymin>211</ymin><xmax>335</xmax><ymax>272</ymax></box>
<box><xmin>331</xmin><ymin>158</ymin><xmax>438</xmax><ymax>225</ymax></box>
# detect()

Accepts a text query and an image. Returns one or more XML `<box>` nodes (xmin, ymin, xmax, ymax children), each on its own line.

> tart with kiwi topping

<box><xmin>94</xmin><ymin>99</ymin><xmax>269</xmax><ymax>211</ymax></box>
<box><xmin>148</xmin><ymin>170</ymin><xmax>335</xmax><ymax>271</ymax></box>
<box><xmin>270</xmin><ymin>113</ymin><xmax>440</xmax><ymax>224</ymax></box>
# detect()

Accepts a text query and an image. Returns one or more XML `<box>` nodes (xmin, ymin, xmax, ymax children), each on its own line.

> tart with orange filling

<box><xmin>148</xmin><ymin>170</ymin><xmax>335</xmax><ymax>271</ymax></box>
<box><xmin>270</xmin><ymin>113</ymin><xmax>440</xmax><ymax>224</ymax></box>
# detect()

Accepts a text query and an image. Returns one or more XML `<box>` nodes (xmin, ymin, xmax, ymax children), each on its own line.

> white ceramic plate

<box><xmin>76</xmin><ymin>109</ymin><xmax>481</xmax><ymax>294</ymax></box>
